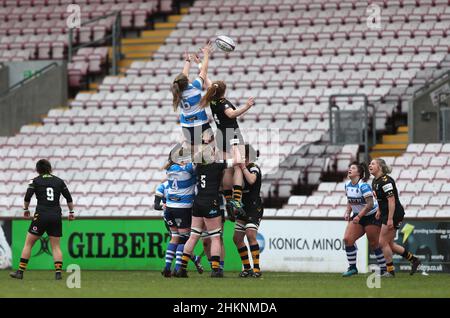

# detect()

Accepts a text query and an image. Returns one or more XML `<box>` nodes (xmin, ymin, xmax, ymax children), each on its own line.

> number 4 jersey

<box><xmin>25</xmin><ymin>174</ymin><xmax>73</xmax><ymax>214</ymax></box>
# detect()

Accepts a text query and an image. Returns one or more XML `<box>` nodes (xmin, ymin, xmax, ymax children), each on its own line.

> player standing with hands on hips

<box><xmin>10</xmin><ymin>159</ymin><xmax>75</xmax><ymax>280</ymax></box>
<box><xmin>369</xmin><ymin>158</ymin><xmax>421</xmax><ymax>277</ymax></box>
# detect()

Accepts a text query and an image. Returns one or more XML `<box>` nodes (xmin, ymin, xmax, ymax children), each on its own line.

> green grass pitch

<box><xmin>1</xmin><ymin>270</ymin><xmax>450</xmax><ymax>298</ymax></box>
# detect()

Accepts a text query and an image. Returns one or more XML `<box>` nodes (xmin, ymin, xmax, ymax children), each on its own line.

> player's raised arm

<box><xmin>199</xmin><ymin>42</ymin><xmax>213</xmax><ymax>83</ymax></box>
<box><xmin>192</xmin><ymin>53</ymin><xmax>212</xmax><ymax>89</ymax></box>
<box><xmin>182</xmin><ymin>49</ymin><xmax>192</xmax><ymax>78</ymax></box>
<box><xmin>224</xmin><ymin>97</ymin><xmax>255</xmax><ymax>119</ymax></box>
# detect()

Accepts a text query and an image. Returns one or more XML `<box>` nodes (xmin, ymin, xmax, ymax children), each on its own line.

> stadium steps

<box><xmin>370</xmin><ymin>126</ymin><xmax>408</xmax><ymax>157</ymax></box>
<box><xmin>116</xmin><ymin>11</ymin><xmax>187</xmax><ymax>73</ymax></box>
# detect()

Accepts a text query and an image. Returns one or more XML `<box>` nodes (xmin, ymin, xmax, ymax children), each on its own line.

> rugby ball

<box><xmin>215</xmin><ymin>35</ymin><xmax>236</xmax><ymax>52</ymax></box>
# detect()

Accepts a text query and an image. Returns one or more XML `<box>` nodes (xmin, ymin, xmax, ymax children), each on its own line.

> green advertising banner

<box><xmin>12</xmin><ymin>219</ymin><xmax>242</xmax><ymax>271</ymax></box>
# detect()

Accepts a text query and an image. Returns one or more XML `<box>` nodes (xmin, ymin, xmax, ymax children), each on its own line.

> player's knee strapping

<box><xmin>235</xmin><ymin>222</ymin><xmax>246</xmax><ymax>233</ymax></box>
<box><xmin>207</xmin><ymin>228</ymin><xmax>222</xmax><ymax>238</ymax></box>
<box><xmin>191</xmin><ymin>227</ymin><xmax>203</xmax><ymax>237</ymax></box>
<box><xmin>245</xmin><ymin>223</ymin><xmax>259</xmax><ymax>231</ymax></box>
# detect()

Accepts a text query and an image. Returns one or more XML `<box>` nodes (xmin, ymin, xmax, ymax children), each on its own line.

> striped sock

<box><xmin>250</xmin><ymin>244</ymin><xmax>260</xmax><ymax>273</ymax></box>
<box><xmin>54</xmin><ymin>261</ymin><xmax>63</xmax><ymax>273</ymax></box>
<box><xmin>345</xmin><ymin>245</ymin><xmax>357</xmax><ymax>269</ymax></box>
<box><xmin>401</xmin><ymin>249</ymin><xmax>417</xmax><ymax>263</ymax></box>
<box><xmin>220</xmin><ymin>261</ymin><xmax>224</xmax><ymax>270</ymax></box>
<box><xmin>233</xmin><ymin>185</ymin><xmax>243</xmax><ymax>202</ymax></box>
<box><xmin>238</xmin><ymin>246</ymin><xmax>251</xmax><ymax>270</ymax></box>
<box><xmin>18</xmin><ymin>258</ymin><xmax>28</xmax><ymax>273</ymax></box>
<box><xmin>386</xmin><ymin>261</ymin><xmax>395</xmax><ymax>273</ymax></box>
<box><xmin>181</xmin><ymin>253</ymin><xmax>191</xmax><ymax>270</ymax></box>
<box><xmin>174</xmin><ymin>244</ymin><xmax>184</xmax><ymax>271</ymax></box>
<box><xmin>224</xmin><ymin>190</ymin><xmax>232</xmax><ymax>202</ymax></box>
<box><xmin>373</xmin><ymin>247</ymin><xmax>387</xmax><ymax>273</ymax></box>
<box><xmin>211</xmin><ymin>255</ymin><xmax>220</xmax><ymax>271</ymax></box>
<box><xmin>164</xmin><ymin>243</ymin><xmax>177</xmax><ymax>270</ymax></box>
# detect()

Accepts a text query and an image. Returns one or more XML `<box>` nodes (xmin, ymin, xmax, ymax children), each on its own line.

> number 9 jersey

<box><xmin>25</xmin><ymin>174</ymin><xmax>73</xmax><ymax>215</ymax></box>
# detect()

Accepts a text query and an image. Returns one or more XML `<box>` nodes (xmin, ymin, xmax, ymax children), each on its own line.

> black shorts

<box><xmin>381</xmin><ymin>212</ymin><xmax>405</xmax><ymax>229</ymax></box>
<box><xmin>164</xmin><ymin>207</ymin><xmax>192</xmax><ymax>229</ymax></box>
<box><xmin>182</xmin><ymin>123</ymin><xmax>213</xmax><ymax>146</ymax></box>
<box><xmin>28</xmin><ymin>212</ymin><xmax>62</xmax><ymax>237</ymax></box>
<box><xmin>215</xmin><ymin>128</ymin><xmax>244</xmax><ymax>154</ymax></box>
<box><xmin>351</xmin><ymin>213</ymin><xmax>381</xmax><ymax>227</ymax></box>
<box><xmin>237</xmin><ymin>202</ymin><xmax>264</xmax><ymax>228</ymax></box>
<box><xmin>193</xmin><ymin>197</ymin><xmax>221</xmax><ymax>219</ymax></box>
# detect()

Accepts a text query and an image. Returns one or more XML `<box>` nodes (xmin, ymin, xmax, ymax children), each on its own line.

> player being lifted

<box><xmin>233</xmin><ymin>144</ymin><xmax>264</xmax><ymax>278</ymax></box>
<box><xmin>10</xmin><ymin>159</ymin><xmax>75</xmax><ymax>280</ymax></box>
<box><xmin>369</xmin><ymin>158</ymin><xmax>421</xmax><ymax>277</ymax></box>
<box><xmin>171</xmin><ymin>42</ymin><xmax>214</xmax><ymax>150</ymax></box>
<box><xmin>200</xmin><ymin>80</ymin><xmax>255</xmax><ymax>217</ymax></box>
<box><xmin>157</xmin><ymin>145</ymin><xmax>203</xmax><ymax>277</ymax></box>
<box><xmin>177</xmin><ymin>143</ymin><xmax>238</xmax><ymax>278</ymax></box>
<box><xmin>342</xmin><ymin>162</ymin><xmax>387</xmax><ymax>277</ymax></box>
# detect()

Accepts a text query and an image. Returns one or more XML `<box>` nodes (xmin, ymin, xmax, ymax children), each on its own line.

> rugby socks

<box><xmin>164</xmin><ymin>243</ymin><xmax>177</xmax><ymax>271</ymax></box>
<box><xmin>174</xmin><ymin>244</ymin><xmax>185</xmax><ymax>271</ymax></box>
<box><xmin>250</xmin><ymin>244</ymin><xmax>260</xmax><ymax>273</ymax></box>
<box><xmin>54</xmin><ymin>261</ymin><xmax>63</xmax><ymax>273</ymax></box>
<box><xmin>220</xmin><ymin>260</ymin><xmax>224</xmax><ymax>271</ymax></box>
<box><xmin>18</xmin><ymin>258</ymin><xmax>28</xmax><ymax>273</ymax></box>
<box><xmin>233</xmin><ymin>185</ymin><xmax>243</xmax><ymax>202</ymax></box>
<box><xmin>223</xmin><ymin>190</ymin><xmax>232</xmax><ymax>202</ymax></box>
<box><xmin>386</xmin><ymin>262</ymin><xmax>395</xmax><ymax>274</ymax></box>
<box><xmin>211</xmin><ymin>255</ymin><xmax>220</xmax><ymax>271</ymax></box>
<box><xmin>238</xmin><ymin>246</ymin><xmax>251</xmax><ymax>270</ymax></box>
<box><xmin>401</xmin><ymin>249</ymin><xmax>418</xmax><ymax>263</ymax></box>
<box><xmin>373</xmin><ymin>247</ymin><xmax>387</xmax><ymax>273</ymax></box>
<box><xmin>181</xmin><ymin>253</ymin><xmax>191</xmax><ymax>270</ymax></box>
<box><xmin>345</xmin><ymin>245</ymin><xmax>357</xmax><ymax>270</ymax></box>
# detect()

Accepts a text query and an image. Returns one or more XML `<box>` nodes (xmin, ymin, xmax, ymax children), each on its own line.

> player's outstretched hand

<box><xmin>23</xmin><ymin>209</ymin><xmax>30</xmax><ymax>218</ymax></box>
<box><xmin>184</xmin><ymin>49</ymin><xmax>190</xmax><ymax>62</ymax></box>
<box><xmin>246</xmin><ymin>97</ymin><xmax>255</xmax><ymax>108</ymax></box>
<box><xmin>192</xmin><ymin>53</ymin><xmax>201</xmax><ymax>65</ymax></box>
<box><xmin>68</xmin><ymin>212</ymin><xmax>75</xmax><ymax>221</ymax></box>
<box><xmin>201</xmin><ymin>41</ymin><xmax>213</xmax><ymax>55</ymax></box>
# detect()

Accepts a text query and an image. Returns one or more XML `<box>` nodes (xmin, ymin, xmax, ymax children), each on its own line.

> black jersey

<box><xmin>242</xmin><ymin>163</ymin><xmax>262</xmax><ymax>208</ymax></box>
<box><xmin>25</xmin><ymin>174</ymin><xmax>73</xmax><ymax>214</ymax></box>
<box><xmin>210</xmin><ymin>98</ymin><xmax>239</xmax><ymax>131</ymax></box>
<box><xmin>195</xmin><ymin>162</ymin><xmax>227</xmax><ymax>201</ymax></box>
<box><xmin>372</xmin><ymin>174</ymin><xmax>404</xmax><ymax>216</ymax></box>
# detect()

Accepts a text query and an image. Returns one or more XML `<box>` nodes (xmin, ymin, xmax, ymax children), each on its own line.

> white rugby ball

<box><xmin>215</xmin><ymin>35</ymin><xmax>236</xmax><ymax>52</ymax></box>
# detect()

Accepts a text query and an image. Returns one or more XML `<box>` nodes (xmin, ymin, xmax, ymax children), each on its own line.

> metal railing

<box><xmin>68</xmin><ymin>11</ymin><xmax>122</xmax><ymax>75</ymax></box>
<box><xmin>0</xmin><ymin>62</ymin><xmax>58</xmax><ymax>97</ymax></box>
<box><xmin>328</xmin><ymin>94</ymin><xmax>376</xmax><ymax>163</ymax></box>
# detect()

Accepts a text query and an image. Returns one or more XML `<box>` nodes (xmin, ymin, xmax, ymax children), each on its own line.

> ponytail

<box><xmin>200</xmin><ymin>81</ymin><xmax>226</xmax><ymax>108</ymax></box>
<box><xmin>172</xmin><ymin>74</ymin><xmax>189</xmax><ymax>112</ymax></box>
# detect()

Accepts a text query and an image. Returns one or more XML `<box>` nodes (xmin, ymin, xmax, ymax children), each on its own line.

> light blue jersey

<box><xmin>155</xmin><ymin>181</ymin><xmax>169</xmax><ymax>204</ymax></box>
<box><xmin>166</xmin><ymin>163</ymin><xmax>196</xmax><ymax>208</ymax></box>
<box><xmin>345</xmin><ymin>179</ymin><xmax>379</xmax><ymax>216</ymax></box>
<box><xmin>179</xmin><ymin>77</ymin><xmax>209</xmax><ymax>127</ymax></box>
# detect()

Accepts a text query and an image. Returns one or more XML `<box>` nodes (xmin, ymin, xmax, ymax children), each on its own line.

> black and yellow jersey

<box><xmin>210</xmin><ymin>98</ymin><xmax>239</xmax><ymax>131</ymax></box>
<box><xmin>194</xmin><ymin>162</ymin><xmax>227</xmax><ymax>201</ymax></box>
<box><xmin>372</xmin><ymin>174</ymin><xmax>404</xmax><ymax>216</ymax></box>
<box><xmin>242</xmin><ymin>163</ymin><xmax>262</xmax><ymax>208</ymax></box>
<box><xmin>25</xmin><ymin>174</ymin><xmax>73</xmax><ymax>214</ymax></box>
